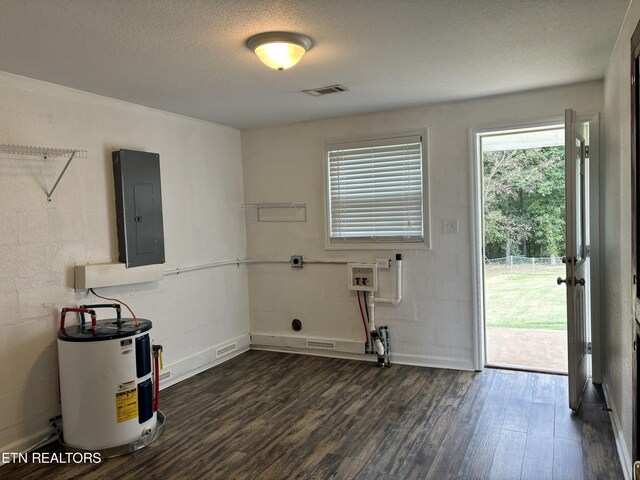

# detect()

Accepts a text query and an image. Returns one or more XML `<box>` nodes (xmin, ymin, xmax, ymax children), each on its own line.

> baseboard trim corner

<box><xmin>251</xmin><ymin>334</ymin><xmax>474</xmax><ymax>371</ymax></box>
<box><xmin>602</xmin><ymin>380</ymin><xmax>632</xmax><ymax>480</ymax></box>
<box><xmin>0</xmin><ymin>425</ymin><xmax>58</xmax><ymax>466</ymax></box>
<box><xmin>160</xmin><ymin>333</ymin><xmax>251</xmax><ymax>390</ymax></box>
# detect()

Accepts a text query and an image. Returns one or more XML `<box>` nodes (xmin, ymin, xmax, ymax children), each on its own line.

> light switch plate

<box><xmin>443</xmin><ymin>219</ymin><xmax>458</xmax><ymax>234</ymax></box>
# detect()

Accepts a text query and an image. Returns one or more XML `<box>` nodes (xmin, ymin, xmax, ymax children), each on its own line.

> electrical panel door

<box><xmin>113</xmin><ymin>150</ymin><xmax>165</xmax><ymax>267</ymax></box>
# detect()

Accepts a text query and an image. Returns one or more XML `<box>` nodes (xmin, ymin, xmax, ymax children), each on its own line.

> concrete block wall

<box><xmin>241</xmin><ymin>81</ymin><xmax>604</xmax><ymax>371</ymax></box>
<box><xmin>0</xmin><ymin>71</ymin><xmax>250</xmax><ymax>453</ymax></box>
<box><xmin>601</xmin><ymin>0</ymin><xmax>640</xmax><ymax>474</ymax></box>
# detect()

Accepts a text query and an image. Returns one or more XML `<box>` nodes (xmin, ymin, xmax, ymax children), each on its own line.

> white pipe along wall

<box><xmin>374</xmin><ymin>258</ymin><xmax>403</xmax><ymax>305</ymax></box>
<box><xmin>368</xmin><ymin>257</ymin><xmax>403</xmax><ymax>356</ymax></box>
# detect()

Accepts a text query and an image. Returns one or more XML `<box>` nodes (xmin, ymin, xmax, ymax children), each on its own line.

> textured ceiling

<box><xmin>0</xmin><ymin>0</ymin><xmax>630</xmax><ymax>129</ymax></box>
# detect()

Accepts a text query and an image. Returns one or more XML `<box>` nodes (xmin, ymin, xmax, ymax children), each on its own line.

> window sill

<box><xmin>324</xmin><ymin>241</ymin><xmax>430</xmax><ymax>251</ymax></box>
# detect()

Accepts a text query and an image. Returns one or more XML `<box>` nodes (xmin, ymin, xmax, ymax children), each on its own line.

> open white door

<box><xmin>561</xmin><ymin>109</ymin><xmax>590</xmax><ymax>410</ymax></box>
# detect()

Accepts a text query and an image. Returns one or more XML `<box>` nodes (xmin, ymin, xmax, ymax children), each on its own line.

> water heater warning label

<box><xmin>115</xmin><ymin>386</ymin><xmax>138</xmax><ymax>423</ymax></box>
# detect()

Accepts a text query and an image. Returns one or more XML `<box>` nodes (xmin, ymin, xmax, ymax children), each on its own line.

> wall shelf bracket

<box><xmin>241</xmin><ymin>202</ymin><xmax>307</xmax><ymax>222</ymax></box>
<box><xmin>0</xmin><ymin>144</ymin><xmax>87</xmax><ymax>201</ymax></box>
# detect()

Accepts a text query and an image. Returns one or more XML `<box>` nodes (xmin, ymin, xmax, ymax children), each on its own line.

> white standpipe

<box><xmin>374</xmin><ymin>258</ymin><xmax>403</xmax><ymax>305</ymax></box>
<box><xmin>367</xmin><ymin>292</ymin><xmax>385</xmax><ymax>356</ymax></box>
<box><xmin>368</xmin><ymin>255</ymin><xmax>403</xmax><ymax>357</ymax></box>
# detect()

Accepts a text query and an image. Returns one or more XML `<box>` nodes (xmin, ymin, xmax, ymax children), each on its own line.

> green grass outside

<box><xmin>484</xmin><ymin>269</ymin><xmax>567</xmax><ymax>331</ymax></box>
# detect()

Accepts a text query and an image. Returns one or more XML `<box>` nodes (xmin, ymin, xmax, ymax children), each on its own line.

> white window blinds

<box><xmin>327</xmin><ymin>135</ymin><xmax>424</xmax><ymax>243</ymax></box>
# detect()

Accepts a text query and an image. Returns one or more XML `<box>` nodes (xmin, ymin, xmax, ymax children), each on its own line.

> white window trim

<box><xmin>323</xmin><ymin>130</ymin><xmax>431</xmax><ymax>251</ymax></box>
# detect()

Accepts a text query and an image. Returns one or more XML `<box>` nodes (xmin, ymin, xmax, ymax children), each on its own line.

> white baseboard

<box><xmin>392</xmin><ymin>352</ymin><xmax>475</xmax><ymax>371</ymax></box>
<box><xmin>159</xmin><ymin>333</ymin><xmax>251</xmax><ymax>390</ymax></box>
<box><xmin>251</xmin><ymin>344</ymin><xmax>377</xmax><ymax>363</ymax></box>
<box><xmin>602</xmin><ymin>380</ymin><xmax>632</xmax><ymax>480</ymax></box>
<box><xmin>251</xmin><ymin>334</ymin><xmax>474</xmax><ymax>371</ymax></box>
<box><xmin>0</xmin><ymin>425</ymin><xmax>58</xmax><ymax>466</ymax></box>
<box><xmin>251</xmin><ymin>333</ymin><xmax>362</xmax><ymax>355</ymax></box>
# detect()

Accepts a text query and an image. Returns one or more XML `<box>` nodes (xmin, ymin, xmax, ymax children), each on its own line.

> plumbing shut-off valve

<box><xmin>377</xmin><ymin>326</ymin><xmax>391</xmax><ymax>367</ymax></box>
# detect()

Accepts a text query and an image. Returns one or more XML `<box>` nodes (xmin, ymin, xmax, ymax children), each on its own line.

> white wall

<box><xmin>0</xmin><ymin>72</ymin><xmax>249</xmax><ymax>453</ymax></box>
<box><xmin>242</xmin><ymin>81</ymin><xmax>603</xmax><ymax>369</ymax></box>
<box><xmin>602</xmin><ymin>0</ymin><xmax>637</xmax><ymax>474</ymax></box>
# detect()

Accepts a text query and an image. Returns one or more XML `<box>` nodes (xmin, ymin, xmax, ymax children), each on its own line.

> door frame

<box><xmin>631</xmin><ymin>16</ymin><xmax>640</xmax><ymax>463</ymax></box>
<box><xmin>469</xmin><ymin>115</ymin><xmax>601</xmax><ymax>375</ymax></box>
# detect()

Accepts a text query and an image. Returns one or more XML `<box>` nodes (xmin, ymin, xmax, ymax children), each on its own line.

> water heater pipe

<box><xmin>152</xmin><ymin>345</ymin><xmax>163</xmax><ymax>412</ymax></box>
<box><xmin>59</xmin><ymin>308</ymin><xmax>97</xmax><ymax>331</ymax></box>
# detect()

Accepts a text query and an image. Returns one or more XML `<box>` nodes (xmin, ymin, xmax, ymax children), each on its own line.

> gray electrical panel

<box><xmin>113</xmin><ymin>149</ymin><xmax>165</xmax><ymax>267</ymax></box>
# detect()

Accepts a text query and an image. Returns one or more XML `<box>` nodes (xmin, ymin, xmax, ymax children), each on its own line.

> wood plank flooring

<box><xmin>1</xmin><ymin>351</ymin><xmax>624</xmax><ymax>479</ymax></box>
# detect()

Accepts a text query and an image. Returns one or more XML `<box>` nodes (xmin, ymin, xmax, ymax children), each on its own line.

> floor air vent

<box><xmin>303</xmin><ymin>84</ymin><xmax>349</xmax><ymax>96</ymax></box>
<box><xmin>216</xmin><ymin>342</ymin><xmax>238</xmax><ymax>358</ymax></box>
<box><xmin>306</xmin><ymin>339</ymin><xmax>336</xmax><ymax>350</ymax></box>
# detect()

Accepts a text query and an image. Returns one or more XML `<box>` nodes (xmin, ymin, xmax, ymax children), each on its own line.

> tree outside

<box><xmin>483</xmin><ymin>146</ymin><xmax>565</xmax><ymax>259</ymax></box>
<box><xmin>483</xmin><ymin>142</ymin><xmax>567</xmax><ymax>370</ymax></box>
<box><xmin>483</xmin><ymin>145</ymin><xmax>567</xmax><ymax>334</ymax></box>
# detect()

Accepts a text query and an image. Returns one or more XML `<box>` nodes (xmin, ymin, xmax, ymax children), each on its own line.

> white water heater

<box><xmin>57</xmin><ymin>306</ymin><xmax>164</xmax><ymax>453</ymax></box>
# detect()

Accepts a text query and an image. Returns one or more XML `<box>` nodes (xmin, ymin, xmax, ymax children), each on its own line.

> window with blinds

<box><xmin>326</xmin><ymin>135</ymin><xmax>425</xmax><ymax>244</ymax></box>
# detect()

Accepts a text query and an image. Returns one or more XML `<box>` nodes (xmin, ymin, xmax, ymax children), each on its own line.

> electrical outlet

<box><xmin>443</xmin><ymin>219</ymin><xmax>458</xmax><ymax>234</ymax></box>
<box><xmin>376</xmin><ymin>259</ymin><xmax>391</xmax><ymax>269</ymax></box>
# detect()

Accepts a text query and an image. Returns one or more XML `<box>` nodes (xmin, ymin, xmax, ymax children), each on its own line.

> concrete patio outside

<box><xmin>486</xmin><ymin>327</ymin><xmax>568</xmax><ymax>373</ymax></box>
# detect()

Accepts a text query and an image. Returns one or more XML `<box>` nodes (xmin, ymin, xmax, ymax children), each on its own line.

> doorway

<box><xmin>479</xmin><ymin>125</ymin><xmax>568</xmax><ymax>373</ymax></box>
<box><xmin>472</xmin><ymin>113</ymin><xmax>600</xmax><ymax>408</ymax></box>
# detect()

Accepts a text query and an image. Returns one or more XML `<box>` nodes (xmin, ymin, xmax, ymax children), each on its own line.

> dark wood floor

<box><xmin>3</xmin><ymin>350</ymin><xmax>624</xmax><ymax>479</ymax></box>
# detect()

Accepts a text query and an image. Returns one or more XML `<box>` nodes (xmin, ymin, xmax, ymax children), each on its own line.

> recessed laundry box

<box><xmin>57</xmin><ymin>306</ymin><xmax>165</xmax><ymax>454</ymax></box>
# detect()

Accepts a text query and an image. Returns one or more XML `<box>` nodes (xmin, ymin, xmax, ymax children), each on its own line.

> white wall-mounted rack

<box><xmin>0</xmin><ymin>143</ymin><xmax>87</xmax><ymax>201</ymax></box>
<box><xmin>241</xmin><ymin>202</ymin><xmax>307</xmax><ymax>222</ymax></box>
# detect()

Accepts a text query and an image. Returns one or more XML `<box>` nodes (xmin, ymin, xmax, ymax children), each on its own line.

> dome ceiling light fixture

<box><xmin>246</xmin><ymin>31</ymin><xmax>313</xmax><ymax>71</ymax></box>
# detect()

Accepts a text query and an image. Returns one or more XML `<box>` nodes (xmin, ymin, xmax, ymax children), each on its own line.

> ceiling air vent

<box><xmin>303</xmin><ymin>84</ymin><xmax>349</xmax><ymax>97</ymax></box>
